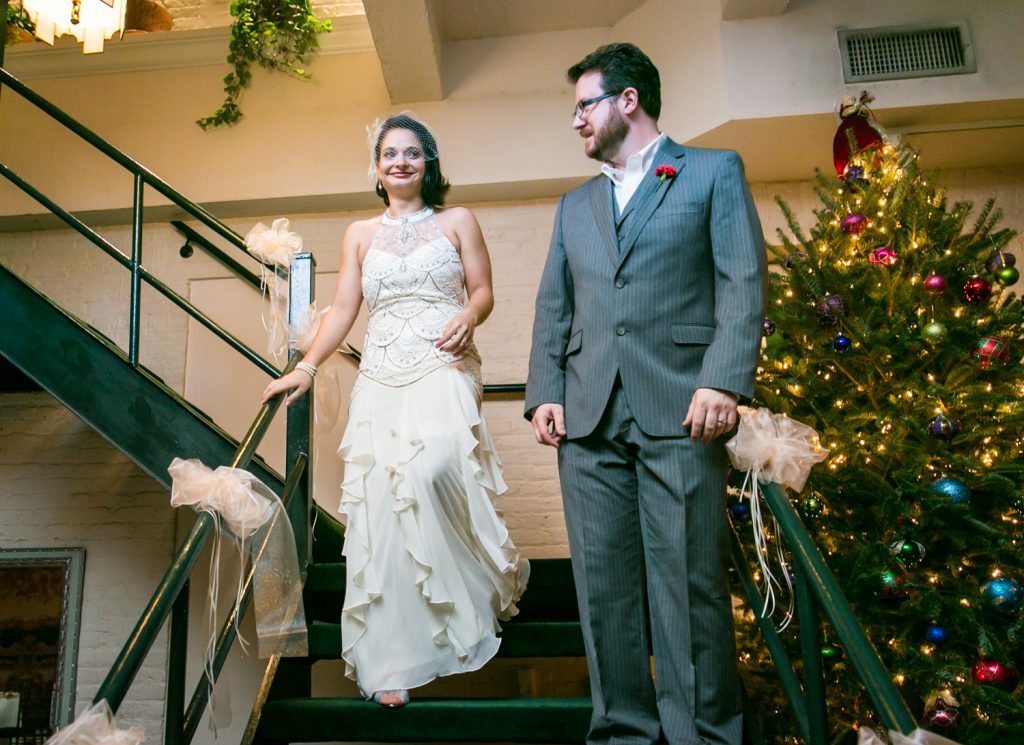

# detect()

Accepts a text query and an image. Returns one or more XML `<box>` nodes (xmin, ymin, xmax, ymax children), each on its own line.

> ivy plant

<box><xmin>198</xmin><ymin>0</ymin><xmax>332</xmax><ymax>129</ymax></box>
<box><xmin>5</xmin><ymin>2</ymin><xmax>35</xmax><ymax>46</ymax></box>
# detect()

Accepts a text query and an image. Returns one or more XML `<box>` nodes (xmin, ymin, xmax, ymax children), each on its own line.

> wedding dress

<box><xmin>339</xmin><ymin>207</ymin><xmax>529</xmax><ymax>697</ymax></box>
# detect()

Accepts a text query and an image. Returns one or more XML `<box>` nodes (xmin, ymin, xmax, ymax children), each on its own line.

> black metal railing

<box><xmin>2</xmin><ymin>65</ymin><xmax>317</xmax><ymax>744</ymax></box>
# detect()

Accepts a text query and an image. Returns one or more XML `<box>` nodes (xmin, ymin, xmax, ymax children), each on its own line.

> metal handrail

<box><xmin>0</xmin><ymin>163</ymin><xmax>280</xmax><ymax>377</ymax></box>
<box><xmin>92</xmin><ymin>356</ymin><xmax>299</xmax><ymax>710</ymax></box>
<box><xmin>0</xmin><ymin>66</ymin><xmax>263</xmax><ymax>268</ymax></box>
<box><xmin>731</xmin><ymin>482</ymin><xmax>918</xmax><ymax>741</ymax></box>
<box><xmin>172</xmin><ymin>220</ymin><xmax>264</xmax><ymax>291</ymax></box>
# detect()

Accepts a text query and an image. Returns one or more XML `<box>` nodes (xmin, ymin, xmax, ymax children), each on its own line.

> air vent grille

<box><xmin>839</xmin><ymin>23</ymin><xmax>975</xmax><ymax>83</ymax></box>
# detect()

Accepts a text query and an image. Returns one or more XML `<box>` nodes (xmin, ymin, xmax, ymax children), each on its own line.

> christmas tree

<box><xmin>735</xmin><ymin>94</ymin><xmax>1024</xmax><ymax>744</ymax></box>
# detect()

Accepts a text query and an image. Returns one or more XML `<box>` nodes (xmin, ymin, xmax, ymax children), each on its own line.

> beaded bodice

<box><xmin>356</xmin><ymin>208</ymin><xmax>480</xmax><ymax>391</ymax></box>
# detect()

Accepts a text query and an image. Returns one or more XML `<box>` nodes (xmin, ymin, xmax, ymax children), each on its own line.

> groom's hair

<box><xmin>568</xmin><ymin>43</ymin><xmax>662</xmax><ymax>121</ymax></box>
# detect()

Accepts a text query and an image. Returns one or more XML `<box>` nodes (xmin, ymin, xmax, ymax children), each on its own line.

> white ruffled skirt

<box><xmin>338</xmin><ymin>364</ymin><xmax>529</xmax><ymax>697</ymax></box>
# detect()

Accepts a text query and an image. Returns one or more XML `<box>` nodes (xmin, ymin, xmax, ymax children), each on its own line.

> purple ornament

<box><xmin>815</xmin><ymin>294</ymin><xmax>849</xmax><ymax>325</ymax></box>
<box><xmin>923</xmin><ymin>274</ymin><xmax>947</xmax><ymax>294</ymax></box>
<box><xmin>869</xmin><ymin>246</ymin><xmax>898</xmax><ymax>266</ymax></box>
<box><xmin>841</xmin><ymin>213</ymin><xmax>867</xmax><ymax>234</ymax></box>
<box><xmin>762</xmin><ymin>318</ymin><xmax>776</xmax><ymax>337</ymax></box>
<box><xmin>844</xmin><ymin>165</ymin><xmax>865</xmax><ymax>182</ymax></box>
<box><xmin>986</xmin><ymin>251</ymin><xmax>1017</xmax><ymax>273</ymax></box>
<box><xmin>928</xmin><ymin>414</ymin><xmax>961</xmax><ymax>440</ymax></box>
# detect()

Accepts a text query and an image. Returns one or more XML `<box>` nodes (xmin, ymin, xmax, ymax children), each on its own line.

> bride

<box><xmin>262</xmin><ymin>113</ymin><xmax>529</xmax><ymax>707</ymax></box>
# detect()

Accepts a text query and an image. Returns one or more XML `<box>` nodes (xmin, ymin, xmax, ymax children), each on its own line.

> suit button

<box><xmin>616</xmin><ymin>327</ymin><xmax>626</xmax><ymax>336</ymax></box>
<box><xmin>615</xmin><ymin>279</ymin><xmax>625</xmax><ymax>288</ymax></box>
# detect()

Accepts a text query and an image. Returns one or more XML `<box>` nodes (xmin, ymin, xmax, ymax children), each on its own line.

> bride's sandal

<box><xmin>372</xmin><ymin>689</ymin><xmax>410</xmax><ymax>708</ymax></box>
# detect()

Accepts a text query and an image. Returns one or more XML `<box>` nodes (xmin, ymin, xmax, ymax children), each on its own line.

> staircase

<box><xmin>254</xmin><ymin>557</ymin><xmax>591</xmax><ymax>744</ymax></box>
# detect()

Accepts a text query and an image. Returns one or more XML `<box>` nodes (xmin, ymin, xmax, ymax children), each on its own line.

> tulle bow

<box><xmin>245</xmin><ymin>219</ymin><xmax>304</xmax><ymax>363</ymax></box>
<box><xmin>725</xmin><ymin>407</ymin><xmax>829</xmax><ymax>629</ymax></box>
<box><xmin>168</xmin><ymin>458</ymin><xmax>308</xmax><ymax>727</ymax></box>
<box><xmin>859</xmin><ymin>727</ymin><xmax>962</xmax><ymax>745</ymax></box>
<box><xmin>44</xmin><ymin>701</ymin><xmax>144</xmax><ymax>745</ymax></box>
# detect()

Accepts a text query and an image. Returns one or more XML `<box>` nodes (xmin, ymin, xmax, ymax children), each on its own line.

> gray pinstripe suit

<box><xmin>526</xmin><ymin>138</ymin><xmax>766</xmax><ymax>744</ymax></box>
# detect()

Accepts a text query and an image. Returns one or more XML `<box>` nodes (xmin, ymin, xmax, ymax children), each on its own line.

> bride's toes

<box><xmin>372</xmin><ymin>689</ymin><xmax>410</xmax><ymax>708</ymax></box>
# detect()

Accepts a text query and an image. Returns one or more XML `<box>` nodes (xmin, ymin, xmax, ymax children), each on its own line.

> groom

<box><xmin>526</xmin><ymin>43</ymin><xmax>766</xmax><ymax>744</ymax></box>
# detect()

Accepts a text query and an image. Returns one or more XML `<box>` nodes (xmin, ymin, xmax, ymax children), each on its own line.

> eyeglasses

<box><xmin>573</xmin><ymin>90</ymin><xmax>621</xmax><ymax>120</ymax></box>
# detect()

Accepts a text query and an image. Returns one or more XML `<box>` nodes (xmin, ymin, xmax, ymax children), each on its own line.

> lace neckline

<box><xmin>381</xmin><ymin>206</ymin><xmax>435</xmax><ymax>226</ymax></box>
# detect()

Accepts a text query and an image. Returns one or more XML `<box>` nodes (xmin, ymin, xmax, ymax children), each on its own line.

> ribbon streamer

<box><xmin>245</xmin><ymin>218</ymin><xmax>304</xmax><ymax>363</ymax></box>
<box><xmin>44</xmin><ymin>700</ymin><xmax>144</xmax><ymax>745</ymax></box>
<box><xmin>725</xmin><ymin>406</ymin><xmax>829</xmax><ymax>629</ymax></box>
<box><xmin>168</xmin><ymin>458</ymin><xmax>308</xmax><ymax>726</ymax></box>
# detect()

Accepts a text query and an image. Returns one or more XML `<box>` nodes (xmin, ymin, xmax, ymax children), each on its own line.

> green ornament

<box><xmin>799</xmin><ymin>495</ymin><xmax>825</xmax><ymax>519</ymax></box>
<box><xmin>821</xmin><ymin>635</ymin><xmax>844</xmax><ymax>664</ymax></box>
<box><xmin>921</xmin><ymin>321</ymin><xmax>947</xmax><ymax>344</ymax></box>
<box><xmin>995</xmin><ymin>266</ymin><xmax>1020</xmax><ymax>286</ymax></box>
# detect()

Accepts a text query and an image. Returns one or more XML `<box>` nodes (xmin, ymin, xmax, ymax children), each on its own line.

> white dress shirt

<box><xmin>601</xmin><ymin>132</ymin><xmax>666</xmax><ymax>213</ymax></box>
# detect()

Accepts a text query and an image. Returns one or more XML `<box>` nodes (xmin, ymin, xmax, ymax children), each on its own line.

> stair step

<box><xmin>305</xmin><ymin>559</ymin><xmax>579</xmax><ymax>623</ymax></box>
<box><xmin>257</xmin><ymin>697</ymin><xmax>590</xmax><ymax>743</ymax></box>
<box><xmin>306</xmin><ymin>620</ymin><xmax>585</xmax><ymax>659</ymax></box>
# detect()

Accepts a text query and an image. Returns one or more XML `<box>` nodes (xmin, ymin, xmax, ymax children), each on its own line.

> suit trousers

<box><xmin>558</xmin><ymin>379</ymin><xmax>742</xmax><ymax>745</ymax></box>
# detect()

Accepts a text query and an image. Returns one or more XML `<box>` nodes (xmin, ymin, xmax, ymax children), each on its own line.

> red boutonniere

<box><xmin>654</xmin><ymin>164</ymin><xmax>677</xmax><ymax>184</ymax></box>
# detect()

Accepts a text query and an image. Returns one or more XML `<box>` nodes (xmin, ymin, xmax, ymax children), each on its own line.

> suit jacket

<box><xmin>525</xmin><ymin>138</ymin><xmax>766</xmax><ymax>439</ymax></box>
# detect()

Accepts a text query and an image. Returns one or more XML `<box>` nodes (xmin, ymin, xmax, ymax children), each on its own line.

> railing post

<box><xmin>286</xmin><ymin>252</ymin><xmax>315</xmax><ymax>569</ymax></box>
<box><xmin>164</xmin><ymin>582</ymin><xmax>189</xmax><ymax>745</ymax></box>
<box><xmin>128</xmin><ymin>173</ymin><xmax>144</xmax><ymax>366</ymax></box>
<box><xmin>793</xmin><ymin>568</ymin><xmax>829</xmax><ymax>745</ymax></box>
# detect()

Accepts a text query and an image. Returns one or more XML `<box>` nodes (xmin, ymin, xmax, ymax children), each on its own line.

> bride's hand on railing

<box><xmin>261</xmin><ymin>369</ymin><xmax>312</xmax><ymax>406</ymax></box>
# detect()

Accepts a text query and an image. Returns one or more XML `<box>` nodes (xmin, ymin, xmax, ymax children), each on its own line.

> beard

<box><xmin>585</xmin><ymin>109</ymin><xmax>629</xmax><ymax>162</ymax></box>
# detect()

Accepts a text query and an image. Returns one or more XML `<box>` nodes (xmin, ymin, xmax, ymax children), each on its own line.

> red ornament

<box><xmin>841</xmin><ymin>214</ymin><xmax>867</xmax><ymax>234</ymax></box>
<box><xmin>970</xmin><ymin>336</ymin><xmax>1012</xmax><ymax>369</ymax></box>
<box><xmin>973</xmin><ymin>659</ymin><xmax>1019</xmax><ymax>691</ymax></box>
<box><xmin>923</xmin><ymin>273</ymin><xmax>947</xmax><ymax>294</ymax></box>
<box><xmin>654</xmin><ymin>164</ymin><xmax>677</xmax><ymax>184</ymax></box>
<box><xmin>963</xmin><ymin>275</ymin><xmax>992</xmax><ymax>302</ymax></box>
<box><xmin>833</xmin><ymin>92</ymin><xmax>885</xmax><ymax>176</ymax></box>
<box><xmin>869</xmin><ymin>247</ymin><xmax>897</xmax><ymax>266</ymax></box>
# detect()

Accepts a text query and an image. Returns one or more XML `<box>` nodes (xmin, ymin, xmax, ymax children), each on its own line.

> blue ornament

<box><xmin>929</xmin><ymin>476</ymin><xmax>970</xmax><ymax>504</ymax></box>
<box><xmin>730</xmin><ymin>502</ymin><xmax>750</xmax><ymax>521</ymax></box>
<box><xmin>845</xmin><ymin>165</ymin><xmax>865</xmax><ymax>182</ymax></box>
<box><xmin>980</xmin><ymin>577</ymin><xmax>1024</xmax><ymax>614</ymax></box>
<box><xmin>925</xmin><ymin>624</ymin><xmax>950</xmax><ymax>644</ymax></box>
<box><xmin>762</xmin><ymin>318</ymin><xmax>777</xmax><ymax>337</ymax></box>
<box><xmin>832</xmin><ymin>332</ymin><xmax>852</xmax><ymax>353</ymax></box>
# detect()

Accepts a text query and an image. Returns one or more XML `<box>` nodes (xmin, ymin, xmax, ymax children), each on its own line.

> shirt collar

<box><xmin>601</xmin><ymin>132</ymin><xmax>666</xmax><ymax>185</ymax></box>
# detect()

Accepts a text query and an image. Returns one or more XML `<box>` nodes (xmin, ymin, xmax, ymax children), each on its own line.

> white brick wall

<box><xmin>163</xmin><ymin>0</ymin><xmax>364</xmax><ymax>32</ymax></box>
<box><xmin>0</xmin><ymin>392</ymin><xmax>175</xmax><ymax>737</ymax></box>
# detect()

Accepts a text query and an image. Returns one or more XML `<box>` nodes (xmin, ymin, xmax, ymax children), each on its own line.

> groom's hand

<box><xmin>683</xmin><ymin>388</ymin><xmax>738</xmax><ymax>443</ymax></box>
<box><xmin>532</xmin><ymin>403</ymin><xmax>567</xmax><ymax>448</ymax></box>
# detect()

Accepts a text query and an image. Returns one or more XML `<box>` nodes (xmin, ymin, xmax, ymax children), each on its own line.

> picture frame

<box><xmin>0</xmin><ymin>548</ymin><xmax>86</xmax><ymax>737</ymax></box>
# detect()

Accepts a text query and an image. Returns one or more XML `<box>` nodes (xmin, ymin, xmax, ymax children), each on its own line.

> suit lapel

<box><xmin>587</xmin><ymin>177</ymin><xmax>619</xmax><ymax>266</ymax></box>
<box><xmin>616</xmin><ymin>138</ymin><xmax>687</xmax><ymax>268</ymax></box>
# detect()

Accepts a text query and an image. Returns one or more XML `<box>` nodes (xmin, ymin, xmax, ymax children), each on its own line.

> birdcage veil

<box><xmin>366</xmin><ymin>111</ymin><xmax>441</xmax><ymax>180</ymax></box>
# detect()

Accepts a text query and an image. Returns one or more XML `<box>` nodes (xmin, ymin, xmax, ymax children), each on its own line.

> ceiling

<box><xmin>433</xmin><ymin>0</ymin><xmax>648</xmax><ymax>41</ymax></box>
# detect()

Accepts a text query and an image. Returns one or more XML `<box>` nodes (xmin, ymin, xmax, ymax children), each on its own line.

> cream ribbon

<box><xmin>245</xmin><ymin>218</ymin><xmax>304</xmax><ymax>364</ymax></box>
<box><xmin>167</xmin><ymin>458</ymin><xmax>308</xmax><ymax>727</ymax></box>
<box><xmin>859</xmin><ymin>727</ymin><xmax>962</xmax><ymax>745</ymax></box>
<box><xmin>43</xmin><ymin>700</ymin><xmax>144</xmax><ymax>745</ymax></box>
<box><xmin>725</xmin><ymin>406</ymin><xmax>829</xmax><ymax>629</ymax></box>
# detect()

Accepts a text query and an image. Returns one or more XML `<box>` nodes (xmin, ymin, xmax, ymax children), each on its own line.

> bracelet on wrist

<box><xmin>296</xmin><ymin>361</ymin><xmax>317</xmax><ymax>379</ymax></box>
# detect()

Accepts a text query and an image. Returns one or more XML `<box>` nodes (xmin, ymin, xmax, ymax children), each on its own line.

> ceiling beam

<box><xmin>363</xmin><ymin>0</ymin><xmax>444</xmax><ymax>104</ymax></box>
<box><xmin>721</xmin><ymin>0</ymin><xmax>789</xmax><ymax>21</ymax></box>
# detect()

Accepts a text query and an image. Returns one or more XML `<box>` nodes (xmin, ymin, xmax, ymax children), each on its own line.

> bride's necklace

<box><xmin>380</xmin><ymin>206</ymin><xmax>435</xmax><ymax>256</ymax></box>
